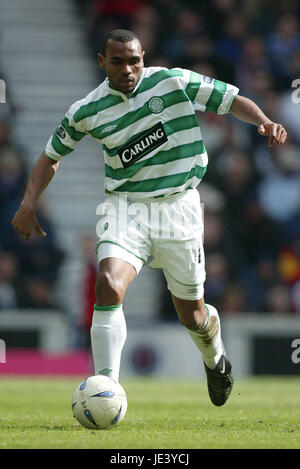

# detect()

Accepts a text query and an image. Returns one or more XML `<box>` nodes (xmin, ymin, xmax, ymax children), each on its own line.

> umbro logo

<box><xmin>102</xmin><ymin>124</ymin><xmax>118</xmax><ymax>133</ymax></box>
<box><xmin>99</xmin><ymin>368</ymin><xmax>112</xmax><ymax>376</ymax></box>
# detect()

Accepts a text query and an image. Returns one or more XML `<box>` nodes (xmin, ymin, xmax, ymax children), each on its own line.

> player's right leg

<box><xmin>90</xmin><ymin>257</ymin><xmax>137</xmax><ymax>382</ymax></box>
<box><xmin>92</xmin><ymin>193</ymin><xmax>151</xmax><ymax>381</ymax></box>
<box><xmin>95</xmin><ymin>257</ymin><xmax>136</xmax><ymax>306</ymax></box>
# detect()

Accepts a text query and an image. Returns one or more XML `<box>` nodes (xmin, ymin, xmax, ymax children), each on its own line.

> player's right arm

<box><xmin>11</xmin><ymin>151</ymin><xmax>59</xmax><ymax>240</ymax></box>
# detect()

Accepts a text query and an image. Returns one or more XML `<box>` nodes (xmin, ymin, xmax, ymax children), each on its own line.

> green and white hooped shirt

<box><xmin>45</xmin><ymin>67</ymin><xmax>239</xmax><ymax>199</ymax></box>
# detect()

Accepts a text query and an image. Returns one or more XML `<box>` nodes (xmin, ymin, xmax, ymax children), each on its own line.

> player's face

<box><xmin>98</xmin><ymin>39</ymin><xmax>144</xmax><ymax>94</ymax></box>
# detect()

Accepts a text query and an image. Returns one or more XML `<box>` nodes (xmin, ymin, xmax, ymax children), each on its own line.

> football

<box><xmin>72</xmin><ymin>375</ymin><xmax>127</xmax><ymax>430</ymax></box>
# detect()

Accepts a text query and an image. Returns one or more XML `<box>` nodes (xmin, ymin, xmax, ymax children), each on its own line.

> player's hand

<box><xmin>258</xmin><ymin>122</ymin><xmax>287</xmax><ymax>147</ymax></box>
<box><xmin>11</xmin><ymin>204</ymin><xmax>47</xmax><ymax>241</ymax></box>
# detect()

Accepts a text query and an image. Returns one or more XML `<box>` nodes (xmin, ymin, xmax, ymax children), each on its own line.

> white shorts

<box><xmin>96</xmin><ymin>189</ymin><xmax>206</xmax><ymax>300</ymax></box>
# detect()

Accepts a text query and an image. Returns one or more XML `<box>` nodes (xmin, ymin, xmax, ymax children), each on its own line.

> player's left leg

<box><xmin>149</xmin><ymin>188</ymin><xmax>233</xmax><ymax>405</ymax></box>
<box><xmin>172</xmin><ymin>296</ymin><xmax>222</xmax><ymax>368</ymax></box>
<box><xmin>172</xmin><ymin>294</ymin><xmax>233</xmax><ymax>406</ymax></box>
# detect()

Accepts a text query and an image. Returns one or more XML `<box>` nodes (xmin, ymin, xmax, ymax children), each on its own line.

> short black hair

<box><xmin>101</xmin><ymin>29</ymin><xmax>140</xmax><ymax>56</ymax></box>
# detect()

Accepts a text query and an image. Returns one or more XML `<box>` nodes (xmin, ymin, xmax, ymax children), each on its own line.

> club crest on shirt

<box><xmin>56</xmin><ymin>125</ymin><xmax>66</xmax><ymax>139</ymax></box>
<box><xmin>148</xmin><ymin>96</ymin><xmax>165</xmax><ymax>114</ymax></box>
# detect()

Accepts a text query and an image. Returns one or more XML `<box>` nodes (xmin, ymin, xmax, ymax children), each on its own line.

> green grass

<box><xmin>0</xmin><ymin>376</ymin><xmax>299</xmax><ymax>449</ymax></box>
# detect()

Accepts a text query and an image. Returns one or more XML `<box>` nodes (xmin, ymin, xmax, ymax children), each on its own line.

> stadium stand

<box><xmin>0</xmin><ymin>0</ymin><xmax>164</xmax><ymax>340</ymax></box>
<box><xmin>73</xmin><ymin>0</ymin><xmax>300</xmax><ymax>317</ymax></box>
<box><xmin>1</xmin><ymin>0</ymin><xmax>300</xmax><ymax>339</ymax></box>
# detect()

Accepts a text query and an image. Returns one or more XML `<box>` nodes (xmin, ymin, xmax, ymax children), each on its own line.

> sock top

<box><xmin>94</xmin><ymin>304</ymin><xmax>122</xmax><ymax>311</ymax></box>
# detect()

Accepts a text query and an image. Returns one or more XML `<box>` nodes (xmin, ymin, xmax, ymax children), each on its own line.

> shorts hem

<box><xmin>163</xmin><ymin>269</ymin><xmax>204</xmax><ymax>287</ymax></box>
<box><xmin>96</xmin><ymin>240</ymin><xmax>147</xmax><ymax>265</ymax></box>
<box><xmin>169</xmin><ymin>291</ymin><xmax>205</xmax><ymax>301</ymax></box>
<box><xmin>164</xmin><ymin>269</ymin><xmax>205</xmax><ymax>301</ymax></box>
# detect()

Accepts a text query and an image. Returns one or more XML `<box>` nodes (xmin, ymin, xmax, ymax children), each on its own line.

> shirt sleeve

<box><xmin>45</xmin><ymin>101</ymin><xmax>87</xmax><ymax>161</ymax></box>
<box><xmin>184</xmin><ymin>70</ymin><xmax>239</xmax><ymax>114</ymax></box>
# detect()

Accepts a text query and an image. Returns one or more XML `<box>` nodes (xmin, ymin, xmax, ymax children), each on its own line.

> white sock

<box><xmin>185</xmin><ymin>304</ymin><xmax>224</xmax><ymax>370</ymax></box>
<box><xmin>90</xmin><ymin>304</ymin><xmax>127</xmax><ymax>382</ymax></box>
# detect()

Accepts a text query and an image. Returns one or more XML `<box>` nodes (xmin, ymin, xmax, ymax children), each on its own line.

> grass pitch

<box><xmin>0</xmin><ymin>376</ymin><xmax>299</xmax><ymax>449</ymax></box>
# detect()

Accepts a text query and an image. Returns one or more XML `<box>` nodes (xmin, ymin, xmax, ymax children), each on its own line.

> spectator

<box><xmin>204</xmin><ymin>252</ymin><xmax>230</xmax><ymax>308</ymax></box>
<box><xmin>264</xmin><ymin>284</ymin><xmax>292</xmax><ymax>313</ymax></box>
<box><xmin>0</xmin><ymin>251</ymin><xmax>19</xmax><ymax>309</ymax></box>
<box><xmin>235</xmin><ymin>36</ymin><xmax>270</xmax><ymax>96</ymax></box>
<box><xmin>241</xmin><ymin>256</ymin><xmax>280</xmax><ymax>311</ymax></box>
<box><xmin>17</xmin><ymin>276</ymin><xmax>57</xmax><ymax>309</ymax></box>
<box><xmin>0</xmin><ymin>148</ymin><xmax>27</xmax><ymax>248</ymax></box>
<box><xmin>291</xmin><ymin>279</ymin><xmax>300</xmax><ymax>313</ymax></box>
<box><xmin>160</xmin><ymin>8</ymin><xmax>212</xmax><ymax>67</ymax></box>
<box><xmin>257</xmin><ymin>144</ymin><xmax>300</xmax><ymax>223</ymax></box>
<box><xmin>215</xmin><ymin>12</ymin><xmax>249</xmax><ymax>83</ymax></box>
<box><xmin>266</xmin><ymin>14</ymin><xmax>300</xmax><ymax>91</ymax></box>
<box><xmin>88</xmin><ymin>0</ymin><xmax>149</xmax><ymax>58</ymax></box>
<box><xmin>220</xmin><ymin>283</ymin><xmax>246</xmax><ymax>315</ymax></box>
<box><xmin>0</xmin><ymin>129</ymin><xmax>64</xmax><ymax>309</ymax></box>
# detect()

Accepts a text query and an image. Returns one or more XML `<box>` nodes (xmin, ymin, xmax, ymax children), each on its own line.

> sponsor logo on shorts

<box><xmin>56</xmin><ymin>125</ymin><xmax>66</xmax><ymax>139</ymax></box>
<box><xmin>118</xmin><ymin>122</ymin><xmax>168</xmax><ymax>168</ymax></box>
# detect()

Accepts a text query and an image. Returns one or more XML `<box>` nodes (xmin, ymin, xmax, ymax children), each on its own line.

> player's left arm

<box><xmin>230</xmin><ymin>94</ymin><xmax>287</xmax><ymax>147</ymax></box>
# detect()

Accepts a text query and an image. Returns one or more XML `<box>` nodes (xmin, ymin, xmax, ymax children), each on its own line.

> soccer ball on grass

<box><xmin>72</xmin><ymin>375</ymin><xmax>127</xmax><ymax>429</ymax></box>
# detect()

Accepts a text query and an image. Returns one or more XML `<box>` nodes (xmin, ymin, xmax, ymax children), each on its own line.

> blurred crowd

<box><xmin>0</xmin><ymin>96</ymin><xmax>64</xmax><ymax>310</ymax></box>
<box><xmin>75</xmin><ymin>0</ymin><xmax>300</xmax><ymax>316</ymax></box>
<box><xmin>1</xmin><ymin>0</ymin><xmax>300</xmax><ymax>318</ymax></box>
